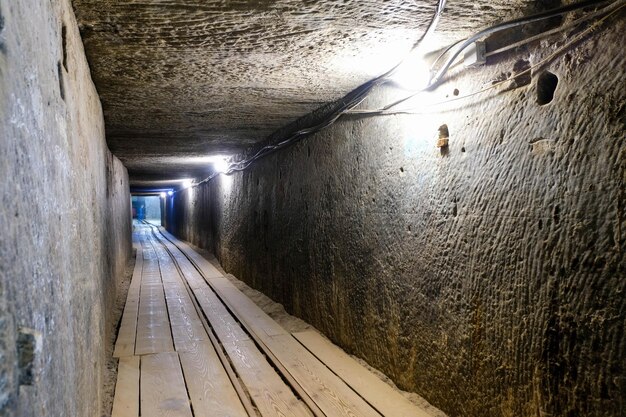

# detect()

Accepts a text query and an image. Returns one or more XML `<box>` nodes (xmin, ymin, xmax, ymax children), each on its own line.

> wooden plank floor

<box><xmin>112</xmin><ymin>222</ymin><xmax>434</xmax><ymax>417</ymax></box>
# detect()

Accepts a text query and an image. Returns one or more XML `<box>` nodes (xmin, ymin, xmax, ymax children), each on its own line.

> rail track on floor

<box><xmin>111</xmin><ymin>221</ymin><xmax>431</xmax><ymax>417</ymax></box>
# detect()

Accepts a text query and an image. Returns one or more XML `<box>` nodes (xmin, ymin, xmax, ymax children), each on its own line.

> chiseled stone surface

<box><xmin>72</xmin><ymin>0</ymin><xmax>553</xmax><ymax>183</ymax></box>
<box><xmin>0</xmin><ymin>1</ymin><xmax>131</xmax><ymax>415</ymax></box>
<box><xmin>168</xmin><ymin>17</ymin><xmax>626</xmax><ymax>417</ymax></box>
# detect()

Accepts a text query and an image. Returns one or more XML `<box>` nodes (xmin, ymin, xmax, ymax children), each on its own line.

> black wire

<box><xmin>376</xmin><ymin>0</ymin><xmax>447</xmax><ymax>82</ymax></box>
<box><xmin>195</xmin><ymin>0</ymin><xmax>613</xmax><ymax>187</ymax></box>
<box><xmin>348</xmin><ymin>1</ymin><xmax>624</xmax><ymax>117</ymax></box>
<box><xmin>428</xmin><ymin>0</ymin><xmax>611</xmax><ymax>87</ymax></box>
<box><xmin>382</xmin><ymin>0</ymin><xmax>615</xmax><ymax>111</ymax></box>
<box><xmin>194</xmin><ymin>0</ymin><xmax>447</xmax><ymax>184</ymax></box>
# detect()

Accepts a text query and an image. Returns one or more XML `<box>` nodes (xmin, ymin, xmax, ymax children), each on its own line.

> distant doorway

<box><xmin>131</xmin><ymin>195</ymin><xmax>162</xmax><ymax>225</ymax></box>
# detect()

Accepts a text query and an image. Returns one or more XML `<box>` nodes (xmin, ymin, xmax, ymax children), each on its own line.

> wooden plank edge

<box><xmin>292</xmin><ymin>331</ymin><xmax>433</xmax><ymax>417</ymax></box>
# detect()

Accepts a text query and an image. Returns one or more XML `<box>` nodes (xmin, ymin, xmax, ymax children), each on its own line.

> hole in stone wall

<box><xmin>553</xmin><ymin>205</ymin><xmax>560</xmax><ymax>224</ymax></box>
<box><xmin>57</xmin><ymin>61</ymin><xmax>65</xmax><ymax>101</ymax></box>
<box><xmin>437</xmin><ymin>124</ymin><xmax>449</xmax><ymax>147</ymax></box>
<box><xmin>437</xmin><ymin>124</ymin><xmax>449</xmax><ymax>156</ymax></box>
<box><xmin>571</xmin><ymin>256</ymin><xmax>579</xmax><ymax>271</ymax></box>
<box><xmin>61</xmin><ymin>24</ymin><xmax>68</xmax><ymax>71</ymax></box>
<box><xmin>18</xmin><ymin>328</ymin><xmax>42</xmax><ymax>386</ymax></box>
<box><xmin>537</xmin><ymin>71</ymin><xmax>558</xmax><ymax>105</ymax></box>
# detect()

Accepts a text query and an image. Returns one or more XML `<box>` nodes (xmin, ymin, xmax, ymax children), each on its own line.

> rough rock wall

<box><xmin>0</xmin><ymin>1</ymin><xmax>131</xmax><ymax>416</ymax></box>
<box><xmin>169</xmin><ymin>19</ymin><xmax>625</xmax><ymax>417</ymax></box>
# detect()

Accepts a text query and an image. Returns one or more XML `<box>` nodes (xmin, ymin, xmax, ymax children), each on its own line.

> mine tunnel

<box><xmin>0</xmin><ymin>0</ymin><xmax>624</xmax><ymax>416</ymax></box>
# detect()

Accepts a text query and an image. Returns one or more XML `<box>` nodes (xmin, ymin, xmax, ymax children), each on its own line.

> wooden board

<box><xmin>155</xmin><ymin>226</ymin><xmax>415</xmax><ymax>417</ymax></box>
<box><xmin>170</xmin><ymin>253</ymin><xmax>210</xmax><ymax>290</ymax></box>
<box><xmin>134</xmin><ymin>240</ymin><xmax>174</xmax><ymax>355</ymax></box>
<box><xmin>293</xmin><ymin>331</ymin><xmax>432</xmax><ymax>417</ymax></box>
<box><xmin>222</xmin><ymin>339</ymin><xmax>311</xmax><ymax>417</ymax></box>
<box><xmin>156</xmin><ymin>233</ymin><xmax>221</xmax><ymax>288</ymax></box>
<box><xmin>182</xmin><ymin>276</ymin><xmax>309</xmax><ymax>416</ymax></box>
<box><xmin>264</xmin><ymin>334</ymin><xmax>381</xmax><ymax>417</ymax></box>
<box><xmin>111</xmin><ymin>356</ymin><xmax>140</xmax><ymax>417</ymax></box>
<box><xmin>200</xmin><ymin>278</ymin><xmax>382</xmax><ymax>417</ymax></box>
<box><xmin>164</xmin><ymin>232</ymin><xmax>380</xmax><ymax>417</ymax></box>
<box><xmin>156</xmin><ymin>256</ymin><xmax>209</xmax><ymax>351</ymax></box>
<box><xmin>193</xmin><ymin>287</ymin><xmax>250</xmax><ymax>343</ymax></box>
<box><xmin>158</xmin><ymin>229</ymin><xmax>224</xmax><ymax>279</ymax></box>
<box><xmin>114</xmin><ymin>243</ymin><xmax>144</xmax><ymax>357</ymax></box>
<box><xmin>168</xmin><ymin>303</ymin><xmax>209</xmax><ymax>352</ymax></box>
<box><xmin>179</xmin><ymin>342</ymin><xmax>249</xmax><ymax>417</ymax></box>
<box><xmin>141</xmin><ymin>352</ymin><xmax>193</xmax><ymax>417</ymax></box>
<box><xmin>208</xmin><ymin>278</ymin><xmax>286</xmax><ymax>338</ymax></box>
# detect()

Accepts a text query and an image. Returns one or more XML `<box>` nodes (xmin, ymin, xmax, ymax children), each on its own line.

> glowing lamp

<box><xmin>390</xmin><ymin>53</ymin><xmax>432</xmax><ymax>91</ymax></box>
<box><xmin>214</xmin><ymin>159</ymin><xmax>229</xmax><ymax>174</ymax></box>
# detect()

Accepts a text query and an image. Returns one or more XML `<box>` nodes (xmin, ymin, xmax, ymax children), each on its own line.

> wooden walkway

<box><xmin>111</xmin><ymin>222</ymin><xmax>432</xmax><ymax>417</ymax></box>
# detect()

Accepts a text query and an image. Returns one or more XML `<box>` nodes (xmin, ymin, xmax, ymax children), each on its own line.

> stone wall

<box><xmin>0</xmin><ymin>1</ymin><xmax>131</xmax><ymax>416</ymax></box>
<box><xmin>168</xmin><ymin>18</ymin><xmax>625</xmax><ymax>417</ymax></box>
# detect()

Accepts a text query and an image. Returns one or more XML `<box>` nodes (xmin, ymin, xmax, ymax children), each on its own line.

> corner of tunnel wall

<box><xmin>168</xmin><ymin>17</ymin><xmax>626</xmax><ymax>417</ymax></box>
<box><xmin>0</xmin><ymin>0</ymin><xmax>131</xmax><ymax>415</ymax></box>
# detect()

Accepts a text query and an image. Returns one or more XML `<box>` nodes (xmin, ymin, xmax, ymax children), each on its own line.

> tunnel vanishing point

<box><xmin>1</xmin><ymin>1</ymin><xmax>625</xmax><ymax>416</ymax></box>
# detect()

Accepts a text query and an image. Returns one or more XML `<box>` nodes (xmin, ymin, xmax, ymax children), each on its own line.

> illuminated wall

<box><xmin>168</xmin><ymin>18</ymin><xmax>625</xmax><ymax>417</ymax></box>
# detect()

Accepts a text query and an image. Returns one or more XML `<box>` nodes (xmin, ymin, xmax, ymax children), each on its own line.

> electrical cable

<box><xmin>191</xmin><ymin>0</ymin><xmax>619</xmax><ymax>188</ymax></box>
<box><xmin>193</xmin><ymin>0</ymin><xmax>448</xmax><ymax>185</ymax></box>
<box><xmin>346</xmin><ymin>1</ymin><xmax>625</xmax><ymax>117</ymax></box>
<box><xmin>378</xmin><ymin>0</ymin><xmax>447</xmax><ymax>80</ymax></box>
<box><xmin>379</xmin><ymin>0</ymin><xmax>615</xmax><ymax>111</ymax></box>
<box><xmin>220</xmin><ymin>0</ymin><xmax>448</xmax><ymax>176</ymax></box>
<box><xmin>428</xmin><ymin>0</ymin><xmax>610</xmax><ymax>86</ymax></box>
<box><xmin>484</xmin><ymin>3</ymin><xmax>617</xmax><ymax>58</ymax></box>
<box><xmin>364</xmin><ymin>0</ymin><xmax>621</xmax><ymax>110</ymax></box>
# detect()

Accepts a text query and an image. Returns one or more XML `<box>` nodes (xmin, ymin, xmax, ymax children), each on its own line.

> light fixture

<box><xmin>159</xmin><ymin>192</ymin><xmax>166</xmax><ymax>198</ymax></box>
<box><xmin>214</xmin><ymin>158</ymin><xmax>229</xmax><ymax>174</ymax></box>
<box><xmin>389</xmin><ymin>52</ymin><xmax>432</xmax><ymax>91</ymax></box>
<box><xmin>167</xmin><ymin>190</ymin><xmax>173</xmax><ymax>196</ymax></box>
<box><xmin>181</xmin><ymin>179</ymin><xmax>193</xmax><ymax>189</ymax></box>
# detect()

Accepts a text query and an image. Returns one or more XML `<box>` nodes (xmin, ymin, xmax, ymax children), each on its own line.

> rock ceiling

<box><xmin>72</xmin><ymin>0</ymin><xmax>540</xmax><ymax>185</ymax></box>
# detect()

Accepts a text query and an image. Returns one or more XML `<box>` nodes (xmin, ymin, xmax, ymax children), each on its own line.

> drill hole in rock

<box><xmin>537</xmin><ymin>71</ymin><xmax>558</xmax><ymax>105</ymax></box>
<box><xmin>57</xmin><ymin>61</ymin><xmax>65</xmax><ymax>101</ymax></box>
<box><xmin>61</xmin><ymin>24</ymin><xmax>68</xmax><ymax>71</ymax></box>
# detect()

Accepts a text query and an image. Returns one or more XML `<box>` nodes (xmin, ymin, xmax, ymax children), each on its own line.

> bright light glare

<box><xmin>182</xmin><ymin>179</ymin><xmax>193</xmax><ymax>189</ymax></box>
<box><xmin>214</xmin><ymin>158</ymin><xmax>229</xmax><ymax>174</ymax></box>
<box><xmin>167</xmin><ymin>190</ymin><xmax>174</xmax><ymax>196</ymax></box>
<box><xmin>390</xmin><ymin>52</ymin><xmax>431</xmax><ymax>91</ymax></box>
<box><xmin>160</xmin><ymin>192</ymin><xmax>166</xmax><ymax>198</ymax></box>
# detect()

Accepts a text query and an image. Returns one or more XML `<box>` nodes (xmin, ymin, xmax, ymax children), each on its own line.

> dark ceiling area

<box><xmin>72</xmin><ymin>0</ymin><xmax>542</xmax><ymax>185</ymax></box>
